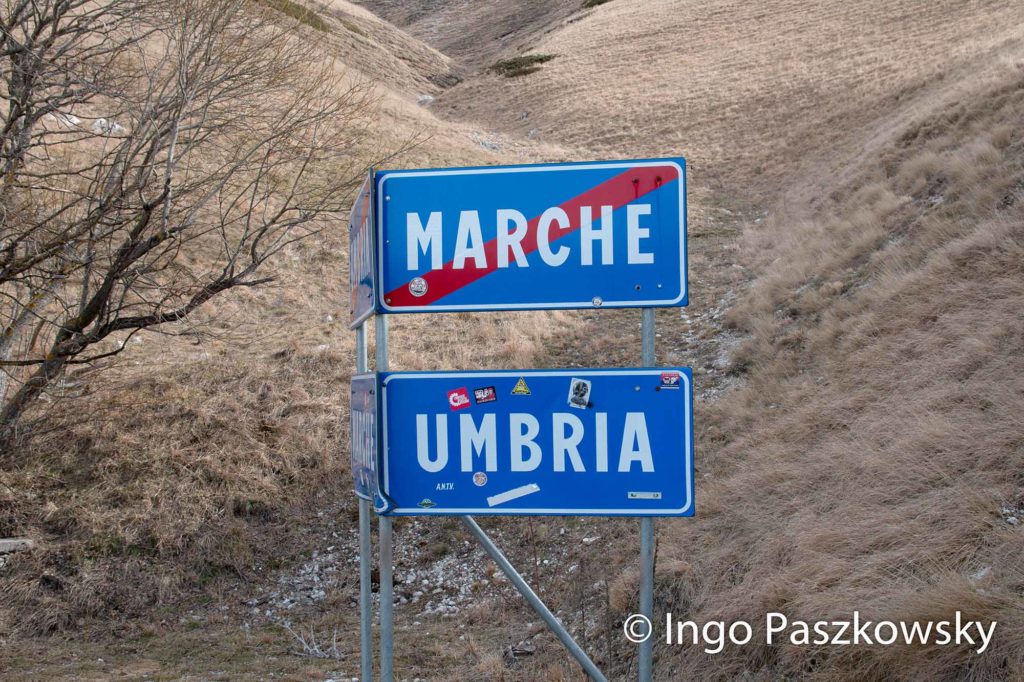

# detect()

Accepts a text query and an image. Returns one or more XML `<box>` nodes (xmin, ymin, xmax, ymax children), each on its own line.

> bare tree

<box><xmin>0</xmin><ymin>0</ymin><xmax>379</xmax><ymax>447</ymax></box>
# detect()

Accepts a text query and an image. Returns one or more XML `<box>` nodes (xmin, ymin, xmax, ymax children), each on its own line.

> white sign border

<box><xmin>379</xmin><ymin>369</ymin><xmax>693</xmax><ymax>516</ymax></box>
<box><xmin>375</xmin><ymin>160</ymin><xmax>687</xmax><ymax>313</ymax></box>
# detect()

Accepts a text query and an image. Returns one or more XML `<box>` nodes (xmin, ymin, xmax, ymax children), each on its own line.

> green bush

<box><xmin>340</xmin><ymin>18</ymin><xmax>366</xmax><ymax>37</ymax></box>
<box><xmin>263</xmin><ymin>0</ymin><xmax>330</xmax><ymax>33</ymax></box>
<box><xmin>490</xmin><ymin>54</ymin><xmax>556</xmax><ymax>78</ymax></box>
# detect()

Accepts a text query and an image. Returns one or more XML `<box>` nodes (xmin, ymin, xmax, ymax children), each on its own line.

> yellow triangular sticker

<box><xmin>511</xmin><ymin>377</ymin><xmax>531</xmax><ymax>396</ymax></box>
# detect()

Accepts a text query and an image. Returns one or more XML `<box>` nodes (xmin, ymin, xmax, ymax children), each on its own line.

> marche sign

<box><xmin>375</xmin><ymin>158</ymin><xmax>687</xmax><ymax>312</ymax></box>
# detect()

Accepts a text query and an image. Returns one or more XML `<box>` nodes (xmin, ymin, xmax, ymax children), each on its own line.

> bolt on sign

<box><xmin>375</xmin><ymin>158</ymin><xmax>687</xmax><ymax>312</ymax></box>
<box><xmin>367</xmin><ymin>369</ymin><xmax>694</xmax><ymax>516</ymax></box>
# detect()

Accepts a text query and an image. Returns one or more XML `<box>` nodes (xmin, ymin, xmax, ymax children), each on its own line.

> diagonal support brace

<box><xmin>461</xmin><ymin>515</ymin><xmax>608</xmax><ymax>682</ymax></box>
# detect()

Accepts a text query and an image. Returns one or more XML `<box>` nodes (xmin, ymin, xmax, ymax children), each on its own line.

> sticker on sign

<box><xmin>376</xmin><ymin>158</ymin><xmax>687</xmax><ymax>313</ymax></box>
<box><xmin>447</xmin><ymin>387</ymin><xmax>471</xmax><ymax>411</ymax></box>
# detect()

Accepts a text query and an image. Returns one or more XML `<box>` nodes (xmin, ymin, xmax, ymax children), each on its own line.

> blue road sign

<box><xmin>349</xmin><ymin>170</ymin><xmax>375</xmax><ymax>328</ymax></box>
<box><xmin>375</xmin><ymin>369</ymin><xmax>694</xmax><ymax>516</ymax></box>
<box><xmin>375</xmin><ymin>158</ymin><xmax>686</xmax><ymax>313</ymax></box>
<box><xmin>350</xmin><ymin>373</ymin><xmax>381</xmax><ymax>504</ymax></box>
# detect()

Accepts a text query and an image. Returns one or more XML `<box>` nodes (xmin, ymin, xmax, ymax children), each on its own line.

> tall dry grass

<box><xmin>436</xmin><ymin>0</ymin><xmax>1024</xmax><ymax>187</ymax></box>
<box><xmin>0</xmin><ymin>220</ymin><xmax>580</xmax><ymax>636</ymax></box>
<box><xmin>0</xmin><ymin>0</ymin><xmax>575</xmax><ymax>636</ymax></box>
<box><xmin>657</xmin><ymin>64</ymin><xmax>1024</xmax><ymax>680</ymax></box>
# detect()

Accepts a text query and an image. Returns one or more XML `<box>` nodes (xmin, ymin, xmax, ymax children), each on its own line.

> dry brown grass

<box><xmin>436</xmin><ymin>0</ymin><xmax>1024</xmax><ymax>186</ymax></box>
<box><xmin>4</xmin><ymin>1</ymin><xmax>1024</xmax><ymax>681</ymax></box>
<box><xmin>660</xmin><ymin>63</ymin><xmax>1024</xmax><ymax>680</ymax></box>
<box><xmin>0</xmin><ymin>207</ymin><xmax>580</xmax><ymax>637</ymax></box>
<box><xmin>0</xmin><ymin>0</ymin><xmax>573</xmax><ymax>639</ymax></box>
<box><xmin>349</xmin><ymin>0</ymin><xmax>581</xmax><ymax>69</ymax></box>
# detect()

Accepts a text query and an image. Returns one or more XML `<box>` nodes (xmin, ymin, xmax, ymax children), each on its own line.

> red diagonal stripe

<box><xmin>383</xmin><ymin>164</ymin><xmax>679</xmax><ymax>307</ymax></box>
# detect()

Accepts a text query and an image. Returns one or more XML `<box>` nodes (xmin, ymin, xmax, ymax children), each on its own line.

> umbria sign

<box><xmin>372</xmin><ymin>369</ymin><xmax>694</xmax><ymax>516</ymax></box>
<box><xmin>375</xmin><ymin>159</ymin><xmax>687</xmax><ymax>312</ymax></box>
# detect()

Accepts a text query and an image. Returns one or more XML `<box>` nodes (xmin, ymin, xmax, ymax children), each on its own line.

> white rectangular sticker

<box><xmin>487</xmin><ymin>483</ymin><xmax>541</xmax><ymax>507</ymax></box>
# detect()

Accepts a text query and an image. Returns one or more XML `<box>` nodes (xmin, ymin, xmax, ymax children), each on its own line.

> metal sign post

<box><xmin>375</xmin><ymin>313</ymin><xmax>394</xmax><ymax>682</ymax></box>
<box><xmin>354</xmin><ymin>323</ymin><xmax>372</xmax><ymax>682</ymax></box>
<box><xmin>349</xmin><ymin>167</ymin><xmax>377</xmax><ymax>682</ymax></box>
<box><xmin>639</xmin><ymin>308</ymin><xmax>656</xmax><ymax>681</ymax></box>
<box><xmin>461</xmin><ymin>515</ymin><xmax>608</xmax><ymax>682</ymax></box>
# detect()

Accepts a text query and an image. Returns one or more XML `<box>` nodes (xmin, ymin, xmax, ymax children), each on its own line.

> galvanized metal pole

<box><xmin>375</xmin><ymin>314</ymin><xmax>394</xmax><ymax>682</ymax></box>
<box><xmin>639</xmin><ymin>308</ymin><xmax>656</xmax><ymax>681</ymax></box>
<box><xmin>379</xmin><ymin>514</ymin><xmax>393</xmax><ymax>682</ymax></box>
<box><xmin>358</xmin><ymin>499</ymin><xmax>373</xmax><ymax>680</ymax></box>
<box><xmin>354</xmin><ymin>323</ymin><xmax>373</xmax><ymax>682</ymax></box>
<box><xmin>461</xmin><ymin>516</ymin><xmax>608</xmax><ymax>682</ymax></box>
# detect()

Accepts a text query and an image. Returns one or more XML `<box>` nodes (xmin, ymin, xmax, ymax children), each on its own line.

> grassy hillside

<box><xmin>662</xmin><ymin>61</ymin><xmax>1024</xmax><ymax>680</ymax></box>
<box><xmin>435</xmin><ymin>0</ymin><xmax>1024</xmax><ymax>186</ymax></box>
<box><xmin>396</xmin><ymin>2</ymin><xmax>1024</xmax><ymax>677</ymax></box>
<box><xmin>2</xmin><ymin>0</ymin><xmax>1022</xmax><ymax>680</ymax></box>
<box><xmin>350</xmin><ymin>0</ymin><xmax>581</xmax><ymax>68</ymax></box>
<box><xmin>0</xmin><ymin>0</ymin><xmax>569</xmax><ymax>640</ymax></box>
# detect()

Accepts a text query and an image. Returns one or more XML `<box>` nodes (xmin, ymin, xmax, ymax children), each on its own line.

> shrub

<box><xmin>490</xmin><ymin>54</ymin><xmax>556</xmax><ymax>78</ymax></box>
<box><xmin>263</xmin><ymin>0</ymin><xmax>330</xmax><ymax>33</ymax></box>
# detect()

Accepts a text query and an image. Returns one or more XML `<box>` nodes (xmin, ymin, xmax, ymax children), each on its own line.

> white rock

<box><xmin>0</xmin><ymin>538</ymin><xmax>34</xmax><ymax>554</ymax></box>
<box><xmin>91</xmin><ymin>118</ymin><xmax>125</xmax><ymax>135</ymax></box>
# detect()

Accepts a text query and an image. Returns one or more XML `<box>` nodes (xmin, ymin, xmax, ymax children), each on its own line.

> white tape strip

<box><xmin>487</xmin><ymin>483</ymin><xmax>541</xmax><ymax>507</ymax></box>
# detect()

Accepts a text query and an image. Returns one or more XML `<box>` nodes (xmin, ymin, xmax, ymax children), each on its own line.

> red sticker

<box><xmin>660</xmin><ymin>372</ymin><xmax>681</xmax><ymax>389</ymax></box>
<box><xmin>448</xmin><ymin>387</ymin><xmax>471</xmax><ymax>410</ymax></box>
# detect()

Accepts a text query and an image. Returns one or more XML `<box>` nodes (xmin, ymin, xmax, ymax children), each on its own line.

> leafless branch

<box><xmin>0</xmin><ymin>0</ymin><xmax>382</xmax><ymax>447</ymax></box>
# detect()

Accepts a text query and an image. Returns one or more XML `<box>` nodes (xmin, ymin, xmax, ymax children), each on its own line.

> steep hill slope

<box><xmin>309</xmin><ymin>0</ymin><xmax>456</xmax><ymax>95</ymax></box>
<box><xmin>661</xmin><ymin>58</ymin><xmax>1024</xmax><ymax>680</ymax></box>
<box><xmin>0</xmin><ymin>0</ymin><xmax>568</xmax><ymax>642</ymax></box>
<box><xmin>435</xmin><ymin>0</ymin><xmax>1024</xmax><ymax>187</ymax></box>
<box><xmin>364</xmin><ymin>2</ymin><xmax>1024</xmax><ymax>678</ymax></box>
<box><xmin>351</xmin><ymin>0</ymin><xmax>581</xmax><ymax>68</ymax></box>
